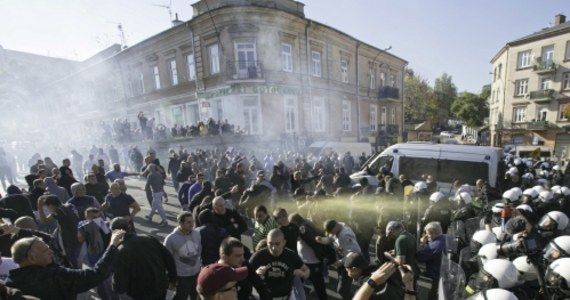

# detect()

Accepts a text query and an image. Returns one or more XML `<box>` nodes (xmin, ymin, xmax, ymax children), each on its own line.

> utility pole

<box><xmin>153</xmin><ymin>0</ymin><xmax>173</xmax><ymax>22</ymax></box>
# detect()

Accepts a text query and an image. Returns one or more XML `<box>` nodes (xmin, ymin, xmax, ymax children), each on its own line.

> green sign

<box><xmin>196</xmin><ymin>85</ymin><xmax>301</xmax><ymax>99</ymax></box>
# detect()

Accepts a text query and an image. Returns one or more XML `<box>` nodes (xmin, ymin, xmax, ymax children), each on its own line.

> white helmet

<box><xmin>492</xmin><ymin>226</ymin><xmax>507</xmax><ymax>242</ymax></box>
<box><xmin>514</xmin><ymin>158</ymin><xmax>522</xmax><ymax>166</ymax></box>
<box><xmin>481</xmin><ymin>259</ymin><xmax>522</xmax><ymax>289</ymax></box>
<box><xmin>457</xmin><ymin>184</ymin><xmax>473</xmax><ymax>195</ymax></box>
<box><xmin>492</xmin><ymin>203</ymin><xmax>505</xmax><ymax>213</ymax></box>
<box><xmin>539</xmin><ymin>211</ymin><xmax>570</xmax><ymax>231</ymax></box>
<box><xmin>539</xmin><ymin>170</ymin><xmax>550</xmax><ymax>178</ymax></box>
<box><xmin>532</xmin><ymin>185</ymin><xmax>545</xmax><ymax>194</ymax></box>
<box><xmin>521</xmin><ymin>172</ymin><xmax>534</xmax><ymax>182</ymax></box>
<box><xmin>456</xmin><ymin>191</ymin><xmax>472</xmax><ymax>204</ymax></box>
<box><xmin>511</xmin><ymin>187</ymin><xmax>523</xmax><ymax>200</ymax></box>
<box><xmin>561</xmin><ymin>186</ymin><xmax>570</xmax><ymax>196</ymax></box>
<box><xmin>525</xmin><ymin>159</ymin><xmax>534</xmax><ymax>168</ymax></box>
<box><xmin>545</xmin><ymin>257</ymin><xmax>570</xmax><ymax>296</ymax></box>
<box><xmin>413</xmin><ymin>181</ymin><xmax>427</xmax><ymax>193</ymax></box>
<box><xmin>472</xmin><ymin>230</ymin><xmax>497</xmax><ymax>246</ymax></box>
<box><xmin>516</xmin><ymin>204</ymin><xmax>533</xmax><ymax>213</ymax></box>
<box><xmin>523</xmin><ymin>188</ymin><xmax>539</xmax><ymax>200</ymax></box>
<box><xmin>553</xmin><ymin>165</ymin><xmax>562</xmax><ymax>171</ymax></box>
<box><xmin>513</xmin><ymin>256</ymin><xmax>538</xmax><ymax>282</ymax></box>
<box><xmin>552</xmin><ymin>185</ymin><xmax>562</xmax><ymax>195</ymax></box>
<box><xmin>467</xmin><ymin>289</ymin><xmax>518</xmax><ymax>300</ymax></box>
<box><xmin>502</xmin><ymin>190</ymin><xmax>518</xmax><ymax>203</ymax></box>
<box><xmin>478</xmin><ymin>243</ymin><xmax>499</xmax><ymax>266</ymax></box>
<box><xmin>507</xmin><ymin>167</ymin><xmax>519</xmax><ymax>176</ymax></box>
<box><xmin>544</xmin><ymin>236</ymin><xmax>570</xmax><ymax>263</ymax></box>
<box><xmin>429</xmin><ymin>191</ymin><xmax>446</xmax><ymax>203</ymax></box>
<box><xmin>539</xmin><ymin>191</ymin><xmax>554</xmax><ymax>203</ymax></box>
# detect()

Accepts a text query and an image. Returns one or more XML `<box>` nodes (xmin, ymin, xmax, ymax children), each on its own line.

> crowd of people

<box><xmin>2</xmin><ymin>140</ymin><xmax>570</xmax><ymax>299</ymax></box>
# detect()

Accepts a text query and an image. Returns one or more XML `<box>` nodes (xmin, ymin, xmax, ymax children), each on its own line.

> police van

<box><xmin>350</xmin><ymin>143</ymin><xmax>505</xmax><ymax>193</ymax></box>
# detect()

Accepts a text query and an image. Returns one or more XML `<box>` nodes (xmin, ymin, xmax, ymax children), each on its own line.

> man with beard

<box><xmin>249</xmin><ymin>229</ymin><xmax>309</xmax><ymax>299</ymax></box>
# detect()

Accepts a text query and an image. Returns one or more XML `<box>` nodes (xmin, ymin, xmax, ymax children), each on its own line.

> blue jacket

<box><xmin>415</xmin><ymin>234</ymin><xmax>447</xmax><ymax>281</ymax></box>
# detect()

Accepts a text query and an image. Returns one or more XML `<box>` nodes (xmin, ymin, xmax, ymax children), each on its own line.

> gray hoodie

<box><xmin>163</xmin><ymin>227</ymin><xmax>202</xmax><ymax>277</ymax></box>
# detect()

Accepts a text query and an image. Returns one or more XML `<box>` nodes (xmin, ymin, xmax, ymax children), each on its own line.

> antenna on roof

<box><xmin>153</xmin><ymin>0</ymin><xmax>173</xmax><ymax>22</ymax></box>
<box><xmin>106</xmin><ymin>22</ymin><xmax>128</xmax><ymax>49</ymax></box>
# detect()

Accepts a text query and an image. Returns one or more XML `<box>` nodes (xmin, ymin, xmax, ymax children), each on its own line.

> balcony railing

<box><xmin>529</xmin><ymin>89</ymin><xmax>554</xmax><ymax>101</ymax></box>
<box><xmin>527</xmin><ymin>120</ymin><xmax>553</xmax><ymax>130</ymax></box>
<box><xmin>226</xmin><ymin>60</ymin><xmax>264</xmax><ymax>80</ymax></box>
<box><xmin>533</xmin><ymin>59</ymin><xmax>556</xmax><ymax>74</ymax></box>
<box><xmin>378</xmin><ymin>86</ymin><xmax>400</xmax><ymax>100</ymax></box>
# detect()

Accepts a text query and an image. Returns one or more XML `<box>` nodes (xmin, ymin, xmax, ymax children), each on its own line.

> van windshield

<box><xmin>517</xmin><ymin>151</ymin><xmax>551</xmax><ymax>159</ymax></box>
<box><xmin>399</xmin><ymin>157</ymin><xmax>489</xmax><ymax>185</ymax></box>
<box><xmin>366</xmin><ymin>155</ymin><xmax>393</xmax><ymax>175</ymax></box>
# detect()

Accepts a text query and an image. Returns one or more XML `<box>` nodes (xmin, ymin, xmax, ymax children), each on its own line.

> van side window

<box><xmin>368</xmin><ymin>155</ymin><xmax>393</xmax><ymax>175</ymax></box>
<box><xmin>399</xmin><ymin>157</ymin><xmax>438</xmax><ymax>181</ymax></box>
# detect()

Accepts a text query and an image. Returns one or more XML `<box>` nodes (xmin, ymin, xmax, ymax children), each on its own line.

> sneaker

<box><xmin>145</xmin><ymin>215</ymin><xmax>152</xmax><ymax>221</ymax></box>
<box><xmin>159</xmin><ymin>220</ymin><xmax>168</xmax><ymax>227</ymax></box>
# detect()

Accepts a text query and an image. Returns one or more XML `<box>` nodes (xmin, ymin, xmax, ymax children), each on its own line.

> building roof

<box><xmin>507</xmin><ymin>21</ymin><xmax>570</xmax><ymax>46</ymax></box>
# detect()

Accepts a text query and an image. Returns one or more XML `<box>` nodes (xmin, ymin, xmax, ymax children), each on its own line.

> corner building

<box><xmin>105</xmin><ymin>0</ymin><xmax>407</xmax><ymax>142</ymax></box>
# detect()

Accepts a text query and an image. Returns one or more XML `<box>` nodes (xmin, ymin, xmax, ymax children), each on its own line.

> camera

<box><xmin>497</xmin><ymin>236</ymin><xmax>539</xmax><ymax>256</ymax></box>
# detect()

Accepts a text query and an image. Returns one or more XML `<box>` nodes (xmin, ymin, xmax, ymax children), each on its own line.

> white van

<box><xmin>308</xmin><ymin>141</ymin><xmax>372</xmax><ymax>168</ymax></box>
<box><xmin>350</xmin><ymin>143</ymin><xmax>505</xmax><ymax>192</ymax></box>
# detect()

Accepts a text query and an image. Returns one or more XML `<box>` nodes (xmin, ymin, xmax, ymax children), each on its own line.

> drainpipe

<box><xmin>401</xmin><ymin>62</ymin><xmax>408</xmax><ymax>142</ymax></box>
<box><xmin>305</xmin><ymin>21</ymin><xmax>313</xmax><ymax>135</ymax></box>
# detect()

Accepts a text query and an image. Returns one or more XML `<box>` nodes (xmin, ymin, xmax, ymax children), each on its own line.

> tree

<box><xmin>403</xmin><ymin>69</ymin><xmax>438</xmax><ymax>125</ymax></box>
<box><xmin>433</xmin><ymin>73</ymin><xmax>457</xmax><ymax>127</ymax></box>
<box><xmin>451</xmin><ymin>91</ymin><xmax>489</xmax><ymax>127</ymax></box>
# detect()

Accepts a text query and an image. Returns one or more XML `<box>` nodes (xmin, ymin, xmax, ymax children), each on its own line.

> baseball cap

<box><xmin>344</xmin><ymin>252</ymin><xmax>368</xmax><ymax>269</ymax></box>
<box><xmin>197</xmin><ymin>263</ymin><xmax>248</xmax><ymax>296</ymax></box>
<box><xmin>324</xmin><ymin>219</ymin><xmax>338</xmax><ymax>234</ymax></box>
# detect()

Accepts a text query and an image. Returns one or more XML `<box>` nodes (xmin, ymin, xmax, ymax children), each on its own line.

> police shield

<box><xmin>438</xmin><ymin>253</ymin><xmax>466</xmax><ymax>300</ymax></box>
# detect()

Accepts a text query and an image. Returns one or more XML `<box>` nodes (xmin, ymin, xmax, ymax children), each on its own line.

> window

<box><xmin>566</xmin><ymin>41</ymin><xmax>570</xmax><ymax>61</ymax></box>
<box><xmin>138</xmin><ymin>71</ymin><xmax>145</xmax><ymax>94</ymax></box>
<box><xmin>186</xmin><ymin>54</ymin><xmax>196</xmax><ymax>81</ymax></box>
<box><xmin>311</xmin><ymin>51</ymin><xmax>321</xmax><ymax>77</ymax></box>
<box><xmin>312</xmin><ymin>97</ymin><xmax>325</xmax><ymax>132</ymax></box>
<box><xmin>235</xmin><ymin>41</ymin><xmax>257</xmax><ymax>79</ymax></box>
<box><xmin>491</xmin><ymin>90</ymin><xmax>496</xmax><ymax>103</ymax></box>
<box><xmin>284</xmin><ymin>96</ymin><xmax>298</xmax><ymax>132</ymax></box>
<box><xmin>538</xmin><ymin>107</ymin><xmax>548</xmax><ymax>121</ymax></box>
<box><xmin>242</xmin><ymin>96</ymin><xmax>261</xmax><ymax>134</ymax></box>
<box><xmin>391</xmin><ymin>107</ymin><xmax>396</xmax><ymax>124</ymax></box>
<box><xmin>517</xmin><ymin>50</ymin><xmax>532</xmax><ymax>69</ymax></box>
<box><xmin>497</xmin><ymin>64</ymin><xmax>502</xmax><ymax>79</ymax></box>
<box><xmin>515</xmin><ymin>79</ymin><xmax>528</xmax><ymax>96</ymax></box>
<box><xmin>152</xmin><ymin>65</ymin><xmax>160</xmax><ymax>90</ymax></box>
<box><xmin>380</xmin><ymin>106</ymin><xmax>387</xmax><ymax>128</ymax></box>
<box><xmin>379</xmin><ymin>72</ymin><xmax>385</xmax><ymax>86</ymax></box>
<box><xmin>169</xmin><ymin>59</ymin><xmax>178</xmax><ymax>86</ymax></box>
<box><xmin>341</xmin><ymin>59</ymin><xmax>349</xmax><ymax>83</ymax></box>
<box><xmin>496</xmin><ymin>87</ymin><xmax>501</xmax><ymax>103</ymax></box>
<box><xmin>541</xmin><ymin>76</ymin><xmax>552</xmax><ymax>90</ymax></box>
<box><xmin>369</xmin><ymin>72</ymin><xmax>376</xmax><ymax>89</ymax></box>
<box><xmin>171</xmin><ymin>106</ymin><xmax>184</xmax><ymax>125</ymax></box>
<box><xmin>559</xmin><ymin>104</ymin><xmax>569</xmax><ymax>121</ymax></box>
<box><xmin>370</xmin><ymin>104</ymin><xmax>378</xmax><ymax>131</ymax></box>
<box><xmin>281</xmin><ymin>43</ymin><xmax>293</xmax><ymax>72</ymax></box>
<box><xmin>342</xmin><ymin>100</ymin><xmax>351</xmax><ymax>131</ymax></box>
<box><xmin>541</xmin><ymin>45</ymin><xmax>554</xmax><ymax>64</ymax></box>
<box><xmin>513</xmin><ymin>107</ymin><xmax>526</xmax><ymax>123</ymax></box>
<box><xmin>390</xmin><ymin>74</ymin><xmax>396</xmax><ymax>87</ymax></box>
<box><xmin>564</xmin><ymin>73</ymin><xmax>570</xmax><ymax>89</ymax></box>
<box><xmin>208</xmin><ymin>44</ymin><xmax>220</xmax><ymax>74</ymax></box>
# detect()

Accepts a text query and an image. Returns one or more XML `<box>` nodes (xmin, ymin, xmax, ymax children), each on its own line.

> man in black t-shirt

<box><xmin>249</xmin><ymin>229</ymin><xmax>310</xmax><ymax>299</ymax></box>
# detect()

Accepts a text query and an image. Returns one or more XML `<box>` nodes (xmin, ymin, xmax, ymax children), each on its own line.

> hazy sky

<box><xmin>0</xmin><ymin>0</ymin><xmax>565</xmax><ymax>93</ymax></box>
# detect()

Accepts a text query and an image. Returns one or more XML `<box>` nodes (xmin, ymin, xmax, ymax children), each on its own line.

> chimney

<box><xmin>555</xmin><ymin>14</ymin><xmax>566</xmax><ymax>25</ymax></box>
<box><xmin>171</xmin><ymin>13</ymin><xmax>183</xmax><ymax>27</ymax></box>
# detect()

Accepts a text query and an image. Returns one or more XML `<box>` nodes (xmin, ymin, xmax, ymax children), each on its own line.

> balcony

<box><xmin>533</xmin><ymin>59</ymin><xmax>556</xmax><ymax>74</ymax></box>
<box><xmin>527</xmin><ymin>120</ymin><xmax>553</xmax><ymax>130</ymax></box>
<box><xmin>529</xmin><ymin>89</ymin><xmax>555</xmax><ymax>102</ymax></box>
<box><xmin>226</xmin><ymin>60</ymin><xmax>264</xmax><ymax>82</ymax></box>
<box><xmin>378</xmin><ymin>86</ymin><xmax>400</xmax><ymax>100</ymax></box>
